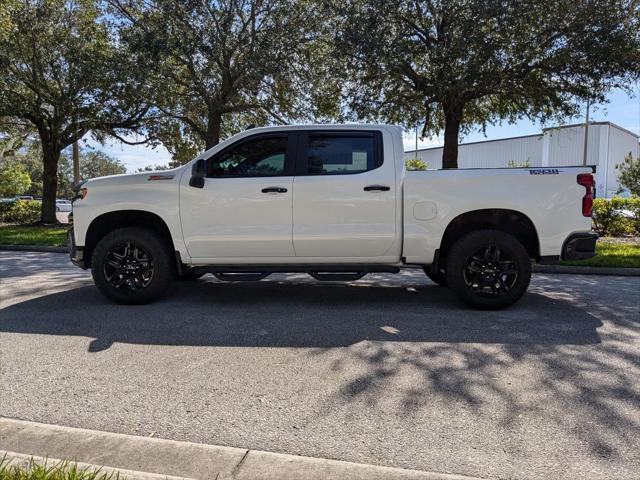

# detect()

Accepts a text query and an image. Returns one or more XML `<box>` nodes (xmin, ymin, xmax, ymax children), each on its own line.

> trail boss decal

<box><xmin>529</xmin><ymin>168</ymin><xmax>560</xmax><ymax>175</ymax></box>
<box><xmin>147</xmin><ymin>174</ymin><xmax>175</xmax><ymax>181</ymax></box>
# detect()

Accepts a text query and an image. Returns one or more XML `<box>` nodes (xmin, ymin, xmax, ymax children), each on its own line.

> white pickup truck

<box><xmin>69</xmin><ymin>124</ymin><xmax>597</xmax><ymax>309</ymax></box>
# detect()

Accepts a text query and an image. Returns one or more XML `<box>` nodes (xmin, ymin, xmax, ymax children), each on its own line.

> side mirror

<box><xmin>189</xmin><ymin>159</ymin><xmax>206</xmax><ymax>188</ymax></box>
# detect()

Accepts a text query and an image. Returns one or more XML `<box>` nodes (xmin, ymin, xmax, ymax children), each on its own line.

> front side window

<box><xmin>208</xmin><ymin>135</ymin><xmax>287</xmax><ymax>177</ymax></box>
<box><xmin>306</xmin><ymin>135</ymin><xmax>379</xmax><ymax>175</ymax></box>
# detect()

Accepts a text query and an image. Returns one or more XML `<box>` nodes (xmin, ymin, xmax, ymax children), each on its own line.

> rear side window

<box><xmin>207</xmin><ymin>135</ymin><xmax>287</xmax><ymax>177</ymax></box>
<box><xmin>305</xmin><ymin>134</ymin><xmax>381</xmax><ymax>175</ymax></box>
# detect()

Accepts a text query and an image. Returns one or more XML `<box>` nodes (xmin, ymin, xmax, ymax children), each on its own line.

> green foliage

<box><xmin>0</xmin><ymin>456</ymin><xmax>120</xmax><ymax>480</ymax></box>
<box><xmin>507</xmin><ymin>159</ymin><xmax>531</xmax><ymax>168</ymax></box>
<box><xmin>0</xmin><ymin>200</ymin><xmax>41</xmax><ymax>224</ymax></box>
<box><xmin>405</xmin><ymin>158</ymin><xmax>428</xmax><ymax>170</ymax></box>
<box><xmin>79</xmin><ymin>150</ymin><xmax>127</xmax><ymax>180</ymax></box>
<box><xmin>114</xmin><ymin>0</ymin><xmax>338</xmax><ymax>162</ymax></box>
<box><xmin>333</xmin><ymin>0</ymin><xmax>640</xmax><ymax>168</ymax></box>
<box><xmin>0</xmin><ymin>162</ymin><xmax>31</xmax><ymax>197</ymax></box>
<box><xmin>616</xmin><ymin>152</ymin><xmax>640</xmax><ymax>197</ymax></box>
<box><xmin>0</xmin><ymin>0</ymin><xmax>153</xmax><ymax>222</ymax></box>
<box><xmin>592</xmin><ymin>197</ymin><xmax>640</xmax><ymax>237</ymax></box>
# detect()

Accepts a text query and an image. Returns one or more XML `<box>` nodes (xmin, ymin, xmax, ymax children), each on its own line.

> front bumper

<box><xmin>68</xmin><ymin>227</ymin><xmax>86</xmax><ymax>269</ymax></box>
<box><xmin>561</xmin><ymin>232</ymin><xmax>599</xmax><ymax>261</ymax></box>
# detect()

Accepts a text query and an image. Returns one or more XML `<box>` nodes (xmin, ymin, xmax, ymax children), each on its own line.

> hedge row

<box><xmin>592</xmin><ymin>197</ymin><xmax>640</xmax><ymax>237</ymax></box>
<box><xmin>0</xmin><ymin>200</ymin><xmax>41</xmax><ymax>224</ymax></box>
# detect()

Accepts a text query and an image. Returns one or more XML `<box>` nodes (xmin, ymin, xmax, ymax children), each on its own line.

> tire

<box><xmin>178</xmin><ymin>269</ymin><xmax>206</xmax><ymax>281</ymax></box>
<box><xmin>424</xmin><ymin>268</ymin><xmax>447</xmax><ymax>287</ymax></box>
<box><xmin>445</xmin><ymin>229</ymin><xmax>531</xmax><ymax>310</ymax></box>
<box><xmin>91</xmin><ymin>227</ymin><xmax>173</xmax><ymax>305</ymax></box>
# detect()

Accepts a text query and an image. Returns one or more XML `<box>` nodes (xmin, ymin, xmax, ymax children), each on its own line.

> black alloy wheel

<box><xmin>92</xmin><ymin>227</ymin><xmax>173</xmax><ymax>304</ymax></box>
<box><xmin>103</xmin><ymin>241</ymin><xmax>155</xmax><ymax>291</ymax></box>
<box><xmin>462</xmin><ymin>244</ymin><xmax>517</xmax><ymax>297</ymax></box>
<box><xmin>445</xmin><ymin>229</ymin><xmax>531</xmax><ymax>309</ymax></box>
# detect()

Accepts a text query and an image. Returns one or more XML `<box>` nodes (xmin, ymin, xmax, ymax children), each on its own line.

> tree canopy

<box><xmin>0</xmin><ymin>0</ymin><xmax>152</xmax><ymax>222</ymax></box>
<box><xmin>112</xmin><ymin>0</ymin><xmax>337</xmax><ymax>164</ymax></box>
<box><xmin>333</xmin><ymin>0</ymin><xmax>640</xmax><ymax>167</ymax></box>
<box><xmin>617</xmin><ymin>152</ymin><xmax>640</xmax><ymax>196</ymax></box>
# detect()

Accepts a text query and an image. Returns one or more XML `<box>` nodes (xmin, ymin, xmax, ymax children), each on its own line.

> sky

<box><xmin>79</xmin><ymin>86</ymin><xmax>640</xmax><ymax>172</ymax></box>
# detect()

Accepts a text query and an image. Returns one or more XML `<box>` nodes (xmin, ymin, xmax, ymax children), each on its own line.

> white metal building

<box><xmin>405</xmin><ymin>122</ymin><xmax>640</xmax><ymax>198</ymax></box>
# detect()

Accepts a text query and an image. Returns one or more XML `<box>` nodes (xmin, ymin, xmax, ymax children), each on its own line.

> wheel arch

<box><xmin>438</xmin><ymin>209</ymin><xmax>540</xmax><ymax>265</ymax></box>
<box><xmin>84</xmin><ymin>210</ymin><xmax>175</xmax><ymax>268</ymax></box>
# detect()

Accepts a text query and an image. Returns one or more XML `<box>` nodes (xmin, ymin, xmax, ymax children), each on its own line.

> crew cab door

<box><xmin>292</xmin><ymin>130</ymin><xmax>398</xmax><ymax>259</ymax></box>
<box><xmin>180</xmin><ymin>133</ymin><xmax>295</xmax><ymax>259</ymax></box>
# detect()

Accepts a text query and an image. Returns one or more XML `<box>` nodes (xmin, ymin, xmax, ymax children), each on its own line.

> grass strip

<box><xmin>0</xmin><ymin>225</ymin><xmax>68</xmax><ymax>247</ymax></box>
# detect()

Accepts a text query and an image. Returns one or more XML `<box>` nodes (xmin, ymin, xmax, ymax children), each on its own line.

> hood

<box><xmin>84</xmin><ymin>167</ymin><xmax>185</xmax><ymax>188</ymax></box>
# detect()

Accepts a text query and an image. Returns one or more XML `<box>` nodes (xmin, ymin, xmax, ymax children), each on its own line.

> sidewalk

<box><xmin>0</xmin><ymin>418</ymin><xmax>478</xmax><ymax>480</ymax></box>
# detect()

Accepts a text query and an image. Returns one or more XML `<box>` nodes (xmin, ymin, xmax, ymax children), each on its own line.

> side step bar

<box><xmin>192</xmin><ymin>264</ymin><xmax>400</xmax><ymax>282</ymax></box>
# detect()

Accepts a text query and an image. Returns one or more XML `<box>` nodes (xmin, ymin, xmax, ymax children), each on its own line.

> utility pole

<box><xmin>415</xmin><ymin>125</ymin><xmax>419</xmax><ymax>156</ymax></box>
<box><xmin>582</xmin><ymin>99</ymin><xmax>590</xmax><ymax>166</ymax></box>
<box><xmin>72</xmin><ymin>141</ymin><xmax>80</xmax><ymax>185</ymax></box>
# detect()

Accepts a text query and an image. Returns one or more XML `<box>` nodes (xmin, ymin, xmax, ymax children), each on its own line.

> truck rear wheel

<box><xmin>91</xmin><ymin>227</ymin><xmax>173</xmax><ymax>305</ymax></box>
<box><xmin>445</xmin><ymin>229</ymin><xmax>531</xmax><ymax>310</ymax></box>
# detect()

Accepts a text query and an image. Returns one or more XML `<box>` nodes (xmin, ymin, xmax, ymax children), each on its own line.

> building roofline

<box><xmin>542</xmin><ymin>121</ymin><xmax>639</xmax><ymax>139</ymax></box>
<box><xmin>406</xmin><ymin>121</ymin><xmax>639</xmax><ymax>154</ymax></box>
<box><xmin>407</xmin><ymin>133</ymin><xmax>542</xmax><ymax>153</ymax></box>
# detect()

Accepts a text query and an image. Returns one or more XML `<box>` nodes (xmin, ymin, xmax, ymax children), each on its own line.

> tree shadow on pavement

<box><xmin>0</xmin><ymin>278</ymin><xmax>603</xmax><ymax>352</ymax></box>
<box><xmin>306</xmin><ymin>275</ymin><xmax>640</xmax><ymax>477</ymax></box>
<box><xmin>1</xmin><ymin>273</ymin><xmax>638</xmax><ymax>478</ymax></box>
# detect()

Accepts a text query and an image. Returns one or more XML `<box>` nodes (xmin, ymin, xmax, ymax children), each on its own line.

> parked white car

<box><xmin>69</xmin><ymin>124</ymin><xmax>597</xmax><ymax>309</ymax></box>
<box><xmin>56</xmin><ymin>199</ymin><xmax>72</xmax><ymax>212</ymax></box>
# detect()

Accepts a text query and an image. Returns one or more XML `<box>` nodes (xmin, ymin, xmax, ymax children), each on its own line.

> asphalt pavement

<box><xmin>1</xmin><ymin>251</ymin><xmax>639</xmax><ymax>479</ymax></box>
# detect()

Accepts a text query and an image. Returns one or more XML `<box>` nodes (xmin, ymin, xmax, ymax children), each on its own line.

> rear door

<box><xmin>292</xmin><ymin>130</ymin><xmax>397</xmax><ymax>259</ymax></box>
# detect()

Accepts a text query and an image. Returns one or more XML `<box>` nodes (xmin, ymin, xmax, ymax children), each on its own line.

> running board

<box><xmin>308</xmin><ymin>272</ymin><xmax>366</xmax><ymax>281</ymax></box>
<box><xmin>212</xmin><ymin>272</ymin><xmax>270</xmax><ymax>282</ymax></box>
<box><xmin>192</xmin><ymin>264</ymin><xmax>400</xmax><ymax>282</ymax></box>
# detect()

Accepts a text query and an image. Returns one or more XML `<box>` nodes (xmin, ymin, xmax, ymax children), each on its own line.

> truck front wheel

<box><xmin>424</xmin><ymin>268</ymin><xmax>447</xmax><ymax>287</ymax></box>
<box><xmin>91</xmin><ymin>227</ymin><xmax>173</xmax><ymax>305</ymax></box>
<box><xmin>445</xmin><ymin>229</ymin><xmax>531</xmax><ymax>310</ymax></box>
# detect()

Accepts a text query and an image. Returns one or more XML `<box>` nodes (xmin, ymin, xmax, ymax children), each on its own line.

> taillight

<box><xmin>577</xmin><ymin>173</ymin><xmax>594</xmax><ymax>217</ymax></box>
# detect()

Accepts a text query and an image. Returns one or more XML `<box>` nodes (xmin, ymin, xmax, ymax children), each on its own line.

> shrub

<box><xmin>625</xmin><ymin>197</ymin><xmax>640</xmax><ymax>235</ymax></box>
<box><xmin>0</xmin><ymin>200</ymin><xmax>41</xmax><ymax>224</ymax></box>
<box><xmin>592</xmin><ymin>197</ymin><xmax>639</xmax><ymax>236</ymax></box>
<box><xmin>0</xmin><ymin>162</ymin><xmax>31</xmax><ymax>197</ymax></box>
<box><xmin>405</xmin><ymin>158</ymin><xmax>428</xmax><ymax>170</ymax></box>
<box><xmin>616</xmin><ymin>152</ymin><xmax>640</xmax><ymax>197</ymax></box>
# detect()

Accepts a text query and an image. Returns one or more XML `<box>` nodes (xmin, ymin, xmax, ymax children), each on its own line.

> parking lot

<box><xmin>1</xmin><ymin>251</ymin><xmax>639</xmax><ymax>479</ymax></box>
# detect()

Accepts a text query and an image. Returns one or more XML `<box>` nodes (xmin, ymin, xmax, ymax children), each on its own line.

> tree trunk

<box><xmin>204</xmin><ymin>111</ymin><xmax>222</xmax><ymax>150</ymax></box>
<box><xmin>41</xmin><ymin>144</ymin><xmax>61</xmax><ymax>224</ymax></box>
<box><xmin>442</xmin><ymin>103</ymin><xmax>463</xmax><ymax>169</ymax></box>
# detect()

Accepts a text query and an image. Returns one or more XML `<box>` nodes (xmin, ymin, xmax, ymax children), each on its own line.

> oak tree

<box><xmin>112</xmin><ymin>0</ymin><xmax>337</xmax><ymax>164</ymax></box>
<box><xmin>334</xmin><ymin>0</ymin><xmax>640</xmax><ymax>168</ymax></box>
<box><xmin>0</xmin><ymin>0</ymin><xmax>152</xmax><ymax>222</ymax></box>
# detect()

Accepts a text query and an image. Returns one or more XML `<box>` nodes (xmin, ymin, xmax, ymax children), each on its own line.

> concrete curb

<box><xmin>533</xmin><ymin>264</ymin><xmax>640</xmax><ymax>276</ymax></box>
<box><xmin>0</xmin><ymin>244</ymin><xmax>68</xmax><ymax>253</ymax></box>
<box><xmin>0</xmin><ymin>451</ymin><xmax>194</xmax><ymax>480</ymax></box>
<box><xmin>0</xmin><ymin>418</ymin><xmax>478</xmax><ymax>480</ymax></box>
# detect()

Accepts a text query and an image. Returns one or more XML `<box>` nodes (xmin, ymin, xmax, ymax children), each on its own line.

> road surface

<box><xmin>1</xmin><ymin>251</ymin><xmax>638</xmax><ymax>479</ymax></box>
